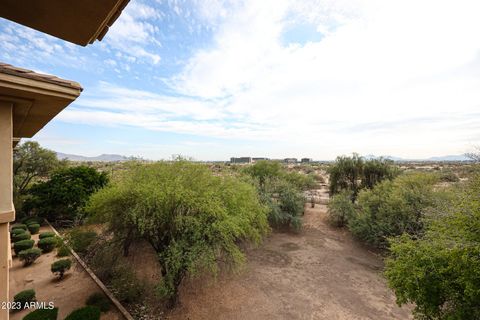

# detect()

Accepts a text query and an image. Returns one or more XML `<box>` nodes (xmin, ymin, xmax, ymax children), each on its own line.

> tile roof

<box><xmin>0</xmin><ymin>62</ymin><xmax>82</xmax><ymax>91</ymax></box>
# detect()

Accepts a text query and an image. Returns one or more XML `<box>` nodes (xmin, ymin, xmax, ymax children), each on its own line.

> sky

<box><xmin>1</xmin><ymin>0</ymin><xmax>480</xmax><ymax>161</ymax></box>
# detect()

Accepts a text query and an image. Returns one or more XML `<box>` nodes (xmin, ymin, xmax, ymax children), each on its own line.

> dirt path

<box><xmin>9</xmin><ymin>225</ymin><xmax>123</xmax><ymax>320</ymax></box>
<box><xmin>169</xmin><ymin>189</ymin><xmax>412</xmax><ymax>320</ymax></box>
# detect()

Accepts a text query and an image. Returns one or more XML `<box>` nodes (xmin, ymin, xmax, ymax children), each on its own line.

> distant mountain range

<box><xmin>364</xmin><ymin>154</ymin><xmax>470</xmax><ymax>162</ymax></box>
<box><xmin>56</xmin><ymin>152</ymin><xmax>130</xmax><ymax>162</ymax></box>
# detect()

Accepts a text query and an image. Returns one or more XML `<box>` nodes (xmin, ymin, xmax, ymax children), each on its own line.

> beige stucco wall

<box><xmin>0</xmin><ymin>101</ymin><xmax>14</xmax><ymax>320</ymax></box>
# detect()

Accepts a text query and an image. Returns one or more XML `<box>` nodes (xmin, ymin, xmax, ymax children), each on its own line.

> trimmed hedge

<box><xmin>86</xmin><ymin>292</ymin><xmax>110</xmax><ymax>312</ymax></box>
<box><xmin>64</xmin><ymin>306</ymin><xmax>100</xmax><ymax>320</ymax></box>
<box><xmin>11</xmin><ymin>228</ymin><xmax>26</xmax><ymax>236</ymax></box>
<box><xmin>39</xmin><ymin>232</ymin><xmax>55</xmax><ymax>239</ymax></box>
<box><xmin>56</xmin><ymin>245</ymin><xmax>70</xmax><ymax>257</ymax></box>
<box><xmin>14</xmin><ymin>240</ymin><xmax>35</xmax><ymax>255</ymax></box>
<box><xmin>12</xmin><ymin>231</ymin><xmax>31</xmax><ymax>242</ymax></box>
<box><xmin>27</xmin><ymin>224</ymin><xmax>40</xmax><ymax>235</ymax></box>
<box><xmin>11</xmin><ymin>224</ymin><xmax>27</xmax><ymax>231</ymax></box>
<box><xmin>38</xmin><ymin>237</ymin><xmax>56</xmax><ymax>253</ymax></box>
<box><xmin>19</xmin><ymin>248</ymin><xmax>42</xmax><ymax>266</ymax></box>
<box><xmin>13</xmin><ymin>289</ymin><xmax>36</xmax><ymax>306</ymax></box>
<box><xmin>51</xmin><ymin>259</ymin><xmax>72</xmax><ymax>279</ymax></box>
<box><xmin>22</xmin><ymin>308</ymin><xmax>58</xmax><ymax>320</ymax></box>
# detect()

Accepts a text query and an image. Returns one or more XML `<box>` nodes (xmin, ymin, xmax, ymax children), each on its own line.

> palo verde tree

<box><xmin>25</xmin><ymin>166</ymin><xmax>108</xmax><ymax>223</ymax></box>
<box><xmin>87</xmin><ymin>161</ymin><xmax>269</xmax><ymax>307</ymax></box>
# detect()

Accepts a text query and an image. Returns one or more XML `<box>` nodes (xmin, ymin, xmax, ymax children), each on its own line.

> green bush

<box><xmin>22</xmin><ymin>216</ymin><xmax>45</xmax><ymax>226</ymax></box>
<box><xmin>327</xmin><ymin>190</ymin><xmax>356</xmax><ymax>227</ymax></box>
<box><xmin>56</xmin><ymin>244</ymin><xmax>70</xmax><ymax>257</ymax></box>
<box><xmin>22</xmin><ymin>307</ymin><xmax>58</xmax><ymax>320</ymax></box>
<box><xmin>86</xmin><ymin>292</ymin><xmax>111</xmax><ymax>312</ymax></box>
<box><xmin>438</xmin><ymin>171</ymin><xmax>460</xmax><ymax>182</ymax></box>
<box><xmin>14</xmin><ymin>289</ymin><xmax>36</xmax><ymax>307</ymax></box>
<box><xmin>66</xmin><ymin>229</ymin><xmax>97</xmax><ymax>254</ymax></box>
<box><xmin>87</xmin><ymin>161</ymin><xmax>269</xmax><ymax>306</ymax></box>
<box><xmin>27</xmin><ymin>224</ymin><xmax>40</xmax><ymax>234</ymax></box>
<box><xmin>11</xmin><ymin>228</ymin><xmax>26</xmax><ymax>236</ymax></box>
<box><xmin>64</xmin><ymin>306</ymin><xmax>100</xmax><ymax>320</ymax></box>
<box><xmin>38</xmin><ymin>237</ymin><xmax>56</xmax><ymax>253</ymax></box>
<box><xmin>18</xmin><ymin>248</ymin><xmax>42</xmax><ymax>266</ymax></box>
<box><xmin>39</xmin><ymin>231</ymin><xmax>55</xmax><ymax>239</ymax></box>
<box><xmin>109</xmin><ymin>266</ymin><xmax>144</xmax><ymax>303</ymax></box>
<box><xmin>14</xmin><ymin>239</ymin><xmax>35</xmax><ymax>255</ymax></box>
<box><xmin>385</xmin><ymin>174</ymin><xmax>480</xmax><ymax>320</ymax></box>
<box><xmin>348</xmin><ymin>173</ymin><xmax>438</xmax><ymax>248</ymax></box>
<box><xmin>51</xmin><ymin>259</ymin><xmax>72</xmax><ymax>279</ymax></box>
<box><xmin>11</xmin><ymin>223</ymin><xmax>27</xmax><ymax>231</ymax></box>
<box><xmin>267</xmin><ymin>183</ymin><xmax>305</xmax><ymax>231</ymax></box>
<box><xmin>12</xmin><ymin>231</ymin><xmax>31</xmax><ymax>242</ymax></box>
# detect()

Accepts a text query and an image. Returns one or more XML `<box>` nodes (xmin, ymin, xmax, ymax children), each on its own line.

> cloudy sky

<box><xmin>1</xmin><ymin>0</ymin><xmax>480</xmax><ymax>160</ymax></box>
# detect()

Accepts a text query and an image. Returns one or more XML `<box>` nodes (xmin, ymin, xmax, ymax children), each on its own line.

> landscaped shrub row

<box><xmin>39</xmin><ymin>231</ymin><xmax>55</xmax><ymax>239</ymax></box>
<box><xmin>27</xmin><ymin>223</ymin><xmax>40</xmax><ymax>234</ymax></box>
<box><xmin>51</xmin><ymin>258</ymin><xmax>72</xmax><ymax>279</ymax></box>
<box><xmin>38</xmin><ymin>237</ymin><xmax>57</xmax><ymax>253</ymax></box>
<box><xmin>18</xmin><ymin>248</ymin><xmax>42</xmax><ymax>266</ymax></box>
<box><xmin>12</xmin><ymin>231</ymin><xmax>31</xmax><ymax>242</ymax></box>
<box><xmin>11</xmin><ymin>223</ymin><xmax>27</xmax><ymax>231</ymax></box>
<box><xmin>14</xmin><ymin>239</ymin><xmax>34</xmax><ymax>255</ymax></box>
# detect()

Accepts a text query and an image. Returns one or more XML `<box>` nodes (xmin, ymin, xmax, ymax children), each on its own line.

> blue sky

<box><xmin>1</xmin><ymin>0</ymin><xmax>480</xmax><ymax>160</ymax></box>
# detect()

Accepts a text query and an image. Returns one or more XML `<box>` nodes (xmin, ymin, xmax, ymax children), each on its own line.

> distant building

<box><xmin>252</xmin><ymin>157</ymin><xmax>269</xmax><ymax>162</ymax></box>
<box><xmin>301</xmin><ymin>158</ymin><xmax>312</xmax><ymax>163</ymax></box>
<box><xmin>230</xmin><ymin>157</ymin><xmax>252</xmax><ymax>164</ymax></box>
<box><xmin>284</xmin><ymin>158</ymin><xmax>298</xmax><ymax>164</ymax></box>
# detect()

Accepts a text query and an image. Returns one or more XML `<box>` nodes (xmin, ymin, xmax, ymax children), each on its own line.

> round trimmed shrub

<box><xmin>12</xmin><ymin>231</ymin><xmax>31</xmax><ymax>242</ymax></box>
<box><xmin>51</xmin><ymin>259</ymin><xmax>72</xmax><ymax>279</ymax></box>
<box><xmin>56</xmin><ymin>244</ymin><xmax>70</xmax><ymax>257</ymax></box>
<box><xmin>14</xmin><ymin>239</ymin><xmax>35</xmax><ymax>255</ymax></box>
<box><xmin>22</xmin><ymin>307</ymin><xmax>58</xmax><ymax>320</ymax></box>
<box><xmin>86</xmin><ymin>292</ymin><xmax>110</xmax><ymax>312</ymax></box>
<box><xmin>13</xmin><ymin>289</ymin><xmax>36</xmax><ymax>307</ymax></box>
<box><xmin>38</xmin><ymin>237</ymin><xmax>56</xmax><ymax>253</ymax></box>
<box><xmin>64</xmin><ymin>306</ymin><xmax>100</xmax><ymax>320</ymax></box>
<box><xmin>11</xmin><ymin>228</ymin><xmax>26</xmax><ymax>236</ymax></box>
<box><xmin>39</xmin><ymin>231</ymin><xmax>55</xmax><ymax>239</ymax></box>
<box><xmin>27</xmin><ymin>224</ymin><xmax>40</xmax><ymax>234</ymax></box>
<box><xmin>18</xmin><ymin>248</ymin><xmax>42</xmax><ymax>266</ymax></box>
<box><xmin>11</xmin><ymin>223</ymin><xmax>27</xmax><ymax>231</ymax></box>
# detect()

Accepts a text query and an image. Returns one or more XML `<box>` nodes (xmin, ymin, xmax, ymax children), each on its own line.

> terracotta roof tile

<box><xmin>0</xmin><ymin>62</ymin><xmax>82</xmax><ymax>91</ymax></box>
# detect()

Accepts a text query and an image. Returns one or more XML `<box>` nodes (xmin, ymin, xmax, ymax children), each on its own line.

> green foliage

<box><xmin>14</xmin><ymin>289</ymin><xmax>36</xmax><ymax>306</ymax></box>
<box><xmin>328</xmin><ymin>154</ymin><xmax>399</xmax><ymax>200</ymax></box>
<box><xmin>24</xmin><ymin>166</ymin><xmax>109</xmax><ymax>222</ymax></box>
<box><xmin>56</xmin><ymin>244</ymin><xmax>70</xmax><ymax>257</ymax></box>
<box><xmin>283</xmin><ymin>171</ymin><xmax>316</xmax><ymax>190</ymax></box>
<box><xmin>327</xmin><ymin>190</ymin><xmax>356</xmax><ymax>227</ymax></box>
<box><xmin>243</xmin><ymin>161</ymin><xmax>282</xmax><ymax>189</ymax></box>
<box><xmin>51</xmin><ymin>259</ymin><xmax>72</xmax><ymax>279</ymax></box>
<box><xmin>13</xmin><ymin>141</ymin><xmax>62</xmax><ymax>214</ymax></box>
<box><xmin>18</xmin><ymin>248</ymin><xmax>42</xmax><ymax>266</ymax></box>
<box><xmin>348</xmin><ymin>173</ymin><xmax>438</xmax><ymax>248</ymax></box>
<box><xmin>65</xmin><ymin>228</ymin><xmax>98</xmax><ymax>254</ymax></box>
<box><xmin>22</xmin><ymin>308</ymin><xmax>58</xmax><ymax>320</ymax></box>
<box><xmin>438</xmin><ymin>170</ymin><xmax>460</xmax><ymax>182</ymax></box>
<box><xmin>266</xmin><ymin>183</ymin><xmax>305</xmax><ymax>231</ymax></box>
<box><xmin>22</xmin><ymin>216</ymin><xmax>44</xmax><ymax>226</ymax></box>
<box><xmin>38</xmin><ymin>237</ymin><xmax>57</xmax><ymax>253</ymax></box>
<box><xmin>87</xmin><ymin>161</ymin><xmax>269</xmax><ymax>306</ymax></box>
<box><xmin>109</xmin><ymin>265</ymin><xmax>145</xmax><ymax>303</ymax></box>
<box><xmin>12</xmin><ymin>231</ymin><xmax>31</xmax><ymax>242</ymax></box>
<box><xmin>27</xmin><ymin>223</ymin><xmax>40</xmax><ymax>234</ymax></box>
<box><xmin>14</xmin><ymin>239</ymin><xmax>34</xmax><ymax>255</ymax></box>
<box><xmin>11</xmin><ymin>223</ymin><xmax>27</xmax><ymax>231</ymax></box>
<box><xmin>86</xmin><ymin>292</ymin><xmax>111</xmax><ymax>312</ymax></box>
<box><xmin>385</xmin><ymin>173</ymin><xmax>480</xmax><ymax>320</ymax></box>
<box><xmin>64</xmin><ymin>306</ymin><xmax>101</xmax><ymax>320</ymax></box>
<box><xmin>39</xmin><ymin>232</ymin><xmax>55</xmax><ymax>239</ymax></box>
<box><xmin>11</xmin><ymin>228</ymin><xmax>26</xmax><ymax>237</ymax></box>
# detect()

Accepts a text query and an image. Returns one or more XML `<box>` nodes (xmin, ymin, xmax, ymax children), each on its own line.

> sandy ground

<box><xmin>168</xmin><ymin>188</ymin><xmax>412</xmax><ymax>320</ymax></box>
<box><xmin>9</xmin><ymin>225</ymin><xmax>123</xmax><ymax>320</ymax></box>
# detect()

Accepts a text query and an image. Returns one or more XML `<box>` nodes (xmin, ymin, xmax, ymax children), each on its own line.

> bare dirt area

<box><xmin>9</xmin><ymin>225</ymin><xmax>123</xmax><ymax>320</ymax></box>
<box><xmin>168</xmin><ymin>189</ymin><xmax>412</xmax><ymax>320</ymax></box>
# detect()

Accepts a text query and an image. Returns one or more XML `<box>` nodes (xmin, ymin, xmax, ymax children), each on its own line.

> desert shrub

<box><xmin>243</xmin><ymin>160</ymin><xmax>282</xmax><ymax>189</ymax></box>
<box><xmin>39</xmin><ymin>231</ymin><xmax>55</xmax><ymax>239</ymax></box>
<box><xmin>64</xmin><ymin>306</ymin><xmax>100</xmax><ymax>320</ymax></box>
<box><xmin>86</xmin><ymin>292</ymin><xmax>110</xmax><ymax>312</ymax></box>
<box><xmin>385</xmin><ymin>174</ymin><xmax>480</xmax><ymax>319</ymax></box>
<box><xmin>348</xmin><ymin>173</ymin><xmax>438</xmax><ymax>249</ymax></box>
<box><xmin>327</xmin><ymin>190</ymin><xmax>356</xmax><ymax>227</ymax></box>
<box><xmin>38</xmin><ymin>237</ymin><xmax>56</xmax><ymax>253</ymax></box>
<box><xmin>14</xmin><ymin>289</ymin><xmax>36</xmax><ymax>307</ymax></box>
<box><xmin>87</xmin><ymin>161</ymin><xmax>269</xmax><ymax>306</ymax></box>
<box><xmin>283</xmin><ymin>171</ymin><xmax>316</xmax><ymax>190</ymax></box>
<box><xmin>27</xmin><ymin>224</ymin><xmax>40</xmax><ymax>234</ymax></box>
<box><xmin>267</xmin><ymin>183</ymin><xmax>305</xmax><ymax>231</ymax></box>
<box><xmin>24</xmin><ymin>166</ymin><xmax>108</xmax><ymax>223</ymax></box>
<box><xmin>22</xmin><ymin>307</ymin><xmax>58</xmax><ymax>320</ymax></box>
<box><xmin>66</xmin><ymin>228</ymin><xmax>97</xmax><ymax>254</ymax></box>
<box><xmin>109</xmin><ymin>265</ymin><xmax>145</xmax><ymax>304</ymax></box>
<box><xmin>56</xmin><ymin>243</ymin><xmax>70</xmax><ymax>257</ymax></box>
<box><xmin>438</xmin><ymin>171</ymin><xmax>460</xmax><ymax>182</ymax></box>
<box><xmin>14</xmin><ymin>239</ymin><xmax>34</xmax><ymax>255</ymax></box>
<box><xmin>11</xmin><ymin>223</ymin><xmax>27</xmax><ymax>231</ymax></box>
<box><xmin>51</xmin><ymin>259</ymin><xmax>72</xmax><ymax>279</ymax></box>
<box><xmin>12</xmin><ymin>231</ymin><xmax>31</xmax><ymax>242</ymax></box>
<box><xmin>18</xmin><ymin>248</ymin><xmax>42</xmax><ymax>266</ymax></box>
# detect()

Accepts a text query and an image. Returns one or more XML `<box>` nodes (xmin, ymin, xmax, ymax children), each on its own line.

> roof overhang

<box><xmin>0</xmin><ymin>63</ymin><xmax>82</xmax><ymax>144</ymax></box>
<box><xmin>0</xmin><ymin>0</ymin><xmax>130</xmax><ymax>46</ymax></box>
